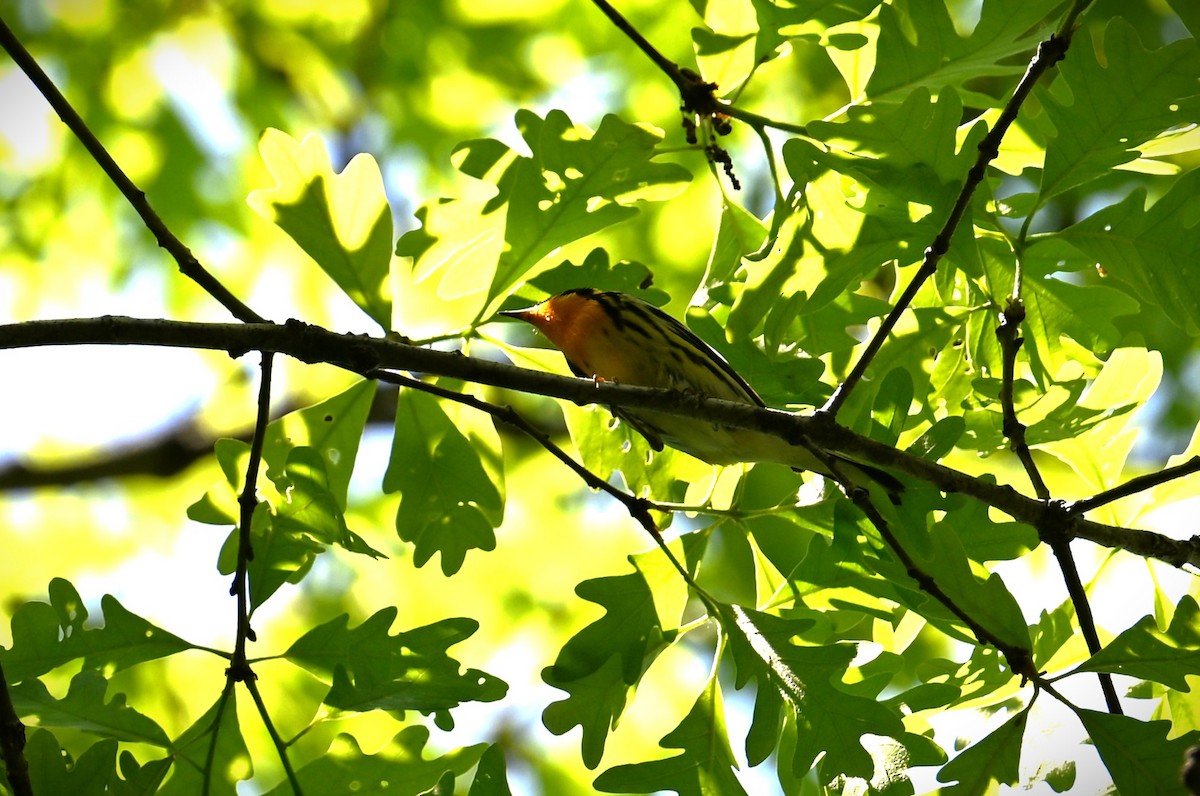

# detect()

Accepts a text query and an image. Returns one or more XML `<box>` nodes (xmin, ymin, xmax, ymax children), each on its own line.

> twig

<box><xmin>589</xmin><ymin>0</ymin><xmax>717</xmax><ymax>115</ymax></box>
<box><xmin>804</xmin><ymin>443</ymin><xmax>1038</xmax><ymax>681</ymax></box>
<box><xmin>1046</xmin><ymin>533</ymin><xmax>1122</xmax><ymax>713</ymax></box>
<box><xmin>207</xmin><ymin>353</ymin><xmax>274</xmax><ymax>791</ymax></box>
<box><xmin>996</xmin><ymin>299</ymin><xmax>1050</xmax><ymax>499</ymax></box>
<box><xmin>367</xmin><ymin>369</ymin><xmax>717</xmax><ymax>606</ymax></box>
<box><xmin>1069</xmin><ymin>457</ymin><xmax>1200</xmax><ymax>514</ymax></box>
<box><xmin>995</xmin><ymin>298</ymin><xmax>1121</xmax><ymax>713</ymax></box>
<box><xmin>822</xmin><ymin>3</ymin><xmax>1089</xmax><ymax>418</ymax></box>
<box><xmin>0</xmin><ymin>662</ymin><xmax>32</xmax><ymax>796</ymax></box>
<box><xmin>244</xmin><ymin>678</ymin><xmax>304</xmax><ymax>796</ymax></box>
<box><xmin>230</xmin><ymin>352</ymin><xmax>273</xmax><ymax>673</ymax></box>
<box><xmin>722</xmin><ymin>105</ymin><xmax>808</xmax><ymax>136</ymax></box>
<box><xmin>0</xmin><ymin>14</ymin><xmax>265</xmax><ymax>325</ymax></box>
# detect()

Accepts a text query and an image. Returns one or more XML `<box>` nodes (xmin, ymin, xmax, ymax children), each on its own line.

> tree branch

<box><xmin>996</xmin><ymin>296</ymin><xmax>1121</xmax><ymax>714</ymax></box>
<box><xmin>822</xmin><ymin>2</ymin><xmax>1091</xmax><ymax>417</ymax></box>
<box><xmin>0</xmin><ymin>391</ymin><xmax>397</xmax><ymax>489</ymax></box>
<box><xmin>2</xmin><ymin>315</ymin><xmax>1195</xmax><ymax>569</ymax></box>
<box><xmin>0</xmin><ymin>14</ymin><xmax>266</xmax><ymax>325</ymax></box>
<box><xmin>804</xmin><ymin>443</ymin><xmax>1037</xmax><ymax>679</ymax></box>
<box><xmin>1069</xmin><ymin>457</ymin><xmax>1200</xmax><ymax>514</ymax></box>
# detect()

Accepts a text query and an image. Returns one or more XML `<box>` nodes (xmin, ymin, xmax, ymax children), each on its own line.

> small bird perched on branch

<box><xmin>502</xmin><ymin>288</ymin><xmax>900</xmax><ymax>497</ymax></box>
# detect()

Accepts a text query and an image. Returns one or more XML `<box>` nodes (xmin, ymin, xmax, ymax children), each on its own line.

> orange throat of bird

<box><xmin>516</xmin><ymin>293</ymin><xmax>615</xmax><ymax>379</ymax></box>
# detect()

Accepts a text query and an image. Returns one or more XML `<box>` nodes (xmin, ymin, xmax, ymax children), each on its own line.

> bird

<box><xmin>501</xmin><ymin>287</ymin><xmax>900</xmax><ymax>497</ymax></box>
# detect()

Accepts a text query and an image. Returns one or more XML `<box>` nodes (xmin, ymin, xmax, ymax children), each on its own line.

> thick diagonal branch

<box><xmin>3</xmin><ymin>315</ymin><xmax>1195</xmax><ymax>569</ymax></box>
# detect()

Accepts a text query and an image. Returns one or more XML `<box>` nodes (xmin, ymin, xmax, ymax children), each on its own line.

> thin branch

<box><xmin>0</xmin><ymin>14</ymin><xmax>266</xmax><ymax>325</ymax></box>
<box><xmin>3</xmin><ymin>315</ymin><xmax>1198</xmax><ymax>568</ymax></box>
<box><xmin>230</xmin><ymin>351</ymin><xmax>273</xmax><ymax>673</ymax></box>
<box><xmin>996</xmin><ymin>299</ymin><xmax>1050</xmax><ymax>499</ymax></box>
<box><xmin>244</xmin><ymin>678</ymin><xmax>304</xmax><ymax>796</ymax></box>
<box><xmin>822</xmin><ymin>3</ymin><xmax>1089</xmax><ymax>418</ymax></box>
<box><xmin>804</xmin><ymin>443</ymin><xmax>1037</xmax><ymax>680</ymax></box>
<box><xmin>997</xmin><ymin>273</ymin><xmax>1120</xmax><ymax>713</ymax></box>
<box><xmin>207</xmin><ymin>351</ymin><xmax>277</xmax><ymax>791</ymax></box>
<box><xmin>591</xmin><ymin>0</ymin><xmax>809</xmax><ymax>137</ymax></box>
<box><xmin>721</xmin><ymin>104</ymin><xmax>808</xmax><ymax>136</ymax></box>
<box><xmin>590</xmin><ymin>0</ymin><xmax>684</xmax><ymax>86</ymax></box>
<box><xmin>0</xmin><ymin>662</ymin><xmax>32</xmax><ymax>796</ymax></box>
<box><xmin>367</xmin><ymin>369</ymin><xmax>716</xmax><ymax>605</ymax></box>
<box><xmin>1070</xmin><ymin>457</ymin><xmax>1200</xmax><ymax>514</ymax></box>
<box><xmin>1046</xmin><ymin>537</ymin><xmax>1122</xmax><ymax>713</ymax></box>
<box><xmin>0</xmin><ymin>395</ymin><xmax>336</xmax><ymax>489</ymax></box>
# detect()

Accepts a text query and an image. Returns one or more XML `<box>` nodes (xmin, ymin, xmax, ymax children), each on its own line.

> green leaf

<box><xmin>249</xmin><ymin>129</ymin><xmax>393</xmax><ymax>329</ymax></box>
<box><xmin>214</xmin><ymin>382</ymin><xmax>383</xmax><ymax>607</ymax></box>
<box><xmin>978</xmin><ymin>236</ymin><xmax>1138</xmax><ymax>377</ymax></box>
<box><xmin>263</xmin><ymin>728</ymin><xmax>487</xmax><ymax>796</ymax></box>
<box><xmin>262</xmin><ymin>379</ymin><xmax>377</xmax><ymax>509</ymax></box>
<box><xmin>284</xmin><ymin>608</ymin><xmax>506</xmax><ymax>723</ymax></box>
<box><xmin>1039</xmin><ymin>19</ymin><xmax>1200</xmax><ymax>200</ymax></box>
<box><xmin>487</xmin><ymin>111</ymin><xmax>690</xmax><ymax>304</ymax></box>
<box><xmin>218</xmin><ymin>502</ymin><xmax>323</xmax><ymax>610</ymax></box>
<box><xmin>1077</xmin><ymin>595</ymin><xmax>1200</xmax><ymax>689</ymax></box>
<box><xmin>808</xmin><ymin>87</ymin><xmax>973</xmax><ymax>184</ymax></box>
<box><xmin>686</xmin><ymin>307</ymin><xmax>828</xmax><ymax>408</ymax></box>
<box><xmin>270</xmin><ymin>446</ymin><xmax>384</xmax><ymax>558</ymax></box>
<box><xmin>542</xmin><ymin>569</ymin><xmax>682</xmax><ymax>768</ymax></box>
<box><xmin>190</xmin><ymin>380</ymin><xmax>377</xmax><ymax>545</ymax></box>
<box><xmin>937</xmin><ymin>710</ymin><xmax>1026</xmax><ymax>794</ymax></box>
<box><xmin>383</xmin><ymin>388</ymin><xmax>504</xmax><ymax>575</ymax></box>
<box><xmin>906</xmin><ymin>416</ymin><xmax>965</xmax><ymax>462</ymax></box>
<box><xmin>1077</xmin><ymin>710</ymin><xmax>1198</xmax><ymax>796</ymax></box>
<box><xmin>563</xmin><ymin>402</ymin><xmax>685</xmax><ymax>496</ymax></box>
<box><xmin>718</xmin><ymin>605</ymin><xmax>905</xmax><ymax>780</ymax></box>
<box><xmin>10</xmin><ymin>670</ymin><xmax>169</xmax><ymax>746</ymax></box>
<box><xmin>592</xmin><ymin>674</ymin><xmax>747</xmax><ymax>796</ymax></box>
<box><xmin>775</xmin><ymin>137</ymin><xmax>950</xmax><ymax>315</ymax></box>
<box><xmin>871</xmin><ymin>367</ymin><xmax>914</xmax><ymax>445</ymax></box>
<box><xmin>77</xmin><ymin>595</ymin><xmax>193</xmax><ymax>677</ymax></box>
<box><xmin>749</xmin><ymin>0</ymin><xmax>881</xmax><ymax>63</ymax></box>
<box><xmin>525</xmin><ymin>248</ymin><xmax>664</xmax><ymax>301</ymax></box>
<box><xmin>111</xmin><ymin>752</ymin><xmax>172</xmax><ymax>796</ymax></box>
<box><xmin>186</xmin><ymin>437</ymin><xmax>249</xmax><ymax>526</ymax></box>
<box><xmin>0</xmin><ymin>579</ymin><xmax>192</xmax><ymax>684</ymax></box>
<box><xmin>25</xmin><ymin>731</ymin><xmax>117</xmax><ymax>796</ymax></box>
<box><xmin>1046</xmin><ymin>169</ymin><xmax>1200</xmax><ymax>334</ymax></box>
<box><xmin>938</xmin><ymin>493</ymin><xmax>1036</xmax><ymax>564</ymax></box>
<box><xmin>159</xmin><ymin>695</ymin><xmax>251</xmax><ymax>796</ymax></box>
<box><xmin>865</xmin><ymin>0</ymin><xmax>1054</xmax><ymax>106</ymax></box>
<box><xmin>704</xmin><ymin>199</ymin><xmax>769</xmax><ymax>285</ymax></box>
<box><xmin>398</xmin><ymin>111</ymin><xmax>689</xmax><ymax>315</ymax></box>
<box><xmin>886</xmin><ymin>505</ymin><xmax>1031</xmax><ymax>650</ymax></box>
<box><xmin>543</xmin><ymin>656</ymin><xmax>633</xmax><ymax>771</ymax></box>
<box><xmin>468</xmin><ymin>745</ymin><xmax>513</xmax><ymax>796</ymax></box>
